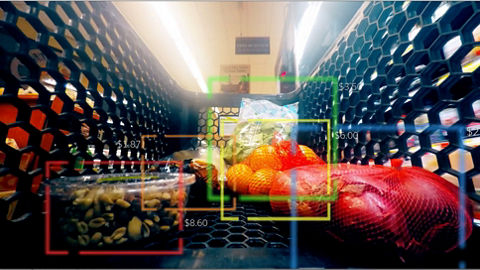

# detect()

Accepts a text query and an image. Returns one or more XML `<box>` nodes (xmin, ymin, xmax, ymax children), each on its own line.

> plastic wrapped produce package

<box><xmin>223</xmin><ymin>98</ymin><xmax>299</xmax><ymax>164</ymax></box>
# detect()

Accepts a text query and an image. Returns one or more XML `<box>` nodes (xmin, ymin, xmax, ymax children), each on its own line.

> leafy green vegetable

<box><xmin>223</xmin><ymin>121</ymin><xmax>291</xmax><ymax>164</ymax></box>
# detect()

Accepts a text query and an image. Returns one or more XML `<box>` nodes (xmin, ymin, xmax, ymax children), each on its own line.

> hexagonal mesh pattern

<box><xmin>179</xmin><ymin>204</ymin><xmax>289</xmax><ymax>249</ymax></box>
<box><xmin>299</xmin><ymin>1</ymin><xmax>480</xmax><ymax>200</ymax></box>
<box><xmin>0</xmin><ymin>2</ymin><xmax>181</xmax><ymax>204</ymax></box>
<box><xmin>197</xmin><ymin>107</ymin><xmax>239</xmax><ymax>148</ymax></box>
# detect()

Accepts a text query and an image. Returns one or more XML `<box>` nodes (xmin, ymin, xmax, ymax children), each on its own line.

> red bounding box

<box><xmin>45</xmin><ymin>160</ymin><xmax>185</xmax><ymax>256</ymax></box>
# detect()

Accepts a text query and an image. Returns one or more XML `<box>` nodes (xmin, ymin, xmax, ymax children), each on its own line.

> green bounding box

<box><xmin>206</xmin><ymin>76</ymin><xmax>339</xmax><ymax>207</ymax></box>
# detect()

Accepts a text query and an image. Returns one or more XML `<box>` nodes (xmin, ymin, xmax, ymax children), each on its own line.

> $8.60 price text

<box><xmin>185</xmin><ymin>219</ymin><xmax>208</xmax><ymax>227</ymax></box>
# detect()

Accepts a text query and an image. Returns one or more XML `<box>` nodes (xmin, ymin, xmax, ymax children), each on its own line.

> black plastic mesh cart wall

<box><xmin>1</xmin><ymin>1</ymin><xmax>480</xmax><ymax>268</ymax></box>
<box><xmin>0</xmin><ymin>1</ymin><xmax>186</xmax><ymax>220</ymax></box>
<box><xmin>300</xmin><ymin>1</ymin><xmax>480</xmax><ymax>201</ymax></box>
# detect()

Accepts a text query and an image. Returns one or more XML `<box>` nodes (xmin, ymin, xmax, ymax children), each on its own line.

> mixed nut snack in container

<box><xmin>47</xmin><ymin>172</ymin><xmax>195</xmax><ymax>250</ymax></box>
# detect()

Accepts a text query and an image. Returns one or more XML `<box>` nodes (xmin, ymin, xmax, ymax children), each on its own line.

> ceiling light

<box><xmin>294</xmin><ymin>2</ymin><xmax>322</xmax><ymax>68</ymax></box>
<box><xmin>153</xmin><ymin>3</ymin><xmax>208</xmax><ymax>93</ymax></box>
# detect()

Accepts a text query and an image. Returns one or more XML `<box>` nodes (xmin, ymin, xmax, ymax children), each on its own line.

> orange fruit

<box><xmin>247</xmin><ymin>145</ymin><xmax>282</xmax><ymax>171</ymax></box>
<box><xmin>299</xmin><ymin>145</ymin><xmax>324</xmax><ymax>164</ymax></box>
<box><xmin>248</xmin><ymin>168</ymin><xmax>278</xmax><ymax>195</ymax></box>
<box><xmin>241</xmin><ymin>155</ymin><xmax>251</xmax><ymax>167</ymax></box>
<box><xmin>226</xmin><ymin>164</ymin><xmax>254</xmax><ymax>194</ymax></box>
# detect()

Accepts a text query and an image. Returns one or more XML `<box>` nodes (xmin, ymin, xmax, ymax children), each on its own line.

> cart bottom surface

<box><xmin>2</xmin><ymin>202</ymin><xmax>480</xmax><ymax>268</ymax></box>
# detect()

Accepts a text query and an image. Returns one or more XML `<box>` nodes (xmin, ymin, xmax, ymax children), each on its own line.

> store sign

<box><xmin>220</xmin><ymin>64</ymin><xmax>250</xmax><ymax>93</ymax></box>
<box><xmin>235</xmin><ymin>37</ymin><xmax>270</xmax><ymax>55</ymax></box>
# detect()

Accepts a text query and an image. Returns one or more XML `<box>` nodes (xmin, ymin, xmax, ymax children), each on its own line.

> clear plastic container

<box><xmin>48</xmin><ymin>172</ymin><xmax>195</xmax><ymax>250</ymax></box>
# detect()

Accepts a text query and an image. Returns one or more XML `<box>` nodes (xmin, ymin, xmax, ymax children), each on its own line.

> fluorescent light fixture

<box><xmin>153</xmin><ymin>3</ymin><xmax>208</xmax><ymax>93</ymax></box>
<box><xmin>294</xmin><ymin>2</ymin><xmax>322</xmax><ymax>68</ymax></box>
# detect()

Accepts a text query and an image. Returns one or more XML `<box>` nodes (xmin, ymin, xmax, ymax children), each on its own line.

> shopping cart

<box><xmin>0</xmin><ymin>1</ymin><xmax>479</xmax><ymax>268</ymax></box>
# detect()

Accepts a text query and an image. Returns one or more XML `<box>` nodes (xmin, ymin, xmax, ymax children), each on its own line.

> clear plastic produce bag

<box><xmin>224</xmin><ymin>98</ymin><xmax>298</xmax><ymax>164</ymax></box>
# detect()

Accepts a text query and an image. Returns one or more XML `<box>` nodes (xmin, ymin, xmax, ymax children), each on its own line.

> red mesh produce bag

<box><xmin>269</xmin><ymin>163</ymin><xmax>473</xmax><ymax>255</ymax></box>
<box><xmin>382</xmin><ymin>162</ymin><xmax>473</xmax><ymax>254</ymax></box>
<box><xmin>271</xmin><ymin>140</ymin><xmax>325</xmax><ymax>170</ymax></box>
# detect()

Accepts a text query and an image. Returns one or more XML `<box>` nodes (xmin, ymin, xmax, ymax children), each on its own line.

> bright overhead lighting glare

<box><xmin>153</xmin><ymin>3</ymin><xmax>208</xmax><ymax>93</ymax></box>
<box><xmin>294</xmin><ymin>2</ymin><xmax>322</xmax><ymax>67</ymax></box>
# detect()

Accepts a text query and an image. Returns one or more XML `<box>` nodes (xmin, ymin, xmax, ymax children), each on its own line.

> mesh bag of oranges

<box><xmin>226</xmin><ymin>140</ymin><xmax>324</xmax><ymax>195</ymax></box>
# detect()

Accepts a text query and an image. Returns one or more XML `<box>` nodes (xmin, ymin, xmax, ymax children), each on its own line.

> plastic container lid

<box><xmin>48</xmin><ymin>172</ymin><xmax>196</xmax><ymax>198</ymax></box>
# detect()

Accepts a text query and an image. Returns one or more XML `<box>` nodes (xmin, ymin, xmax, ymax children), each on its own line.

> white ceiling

<box><xmin>114</xmin><ymin>2</ymin><xmax>288</xmax><ymax>94</ymax></box>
